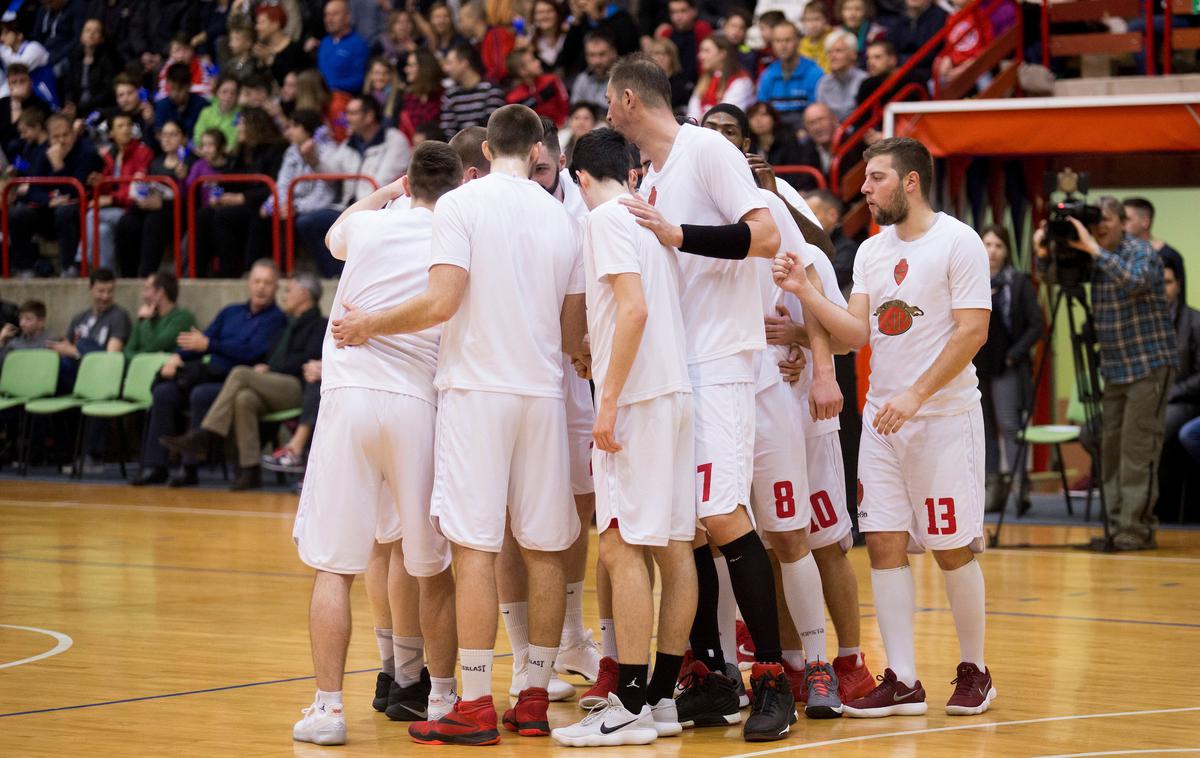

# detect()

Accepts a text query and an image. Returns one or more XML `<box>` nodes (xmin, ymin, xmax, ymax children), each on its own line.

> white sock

<box><xmin>500</xmin><ymin>602</ymin><xmax>529</xmax><ymax>671</ymax></box>
<box><xmin>713</xmin><ymin>556</ymin><xmax>737</xmax><ymax>664</ymax></box>
<box><xmin>781</xmin><ymin>553</ymin><xmax>827</xmax><ymax>664</ymax></box>
<box><xmin>782</xmin><ymin>649</ymin><xmax>805</xmax><ymax>670</ymax></box>
<box><xmin>871</xmin><ymin>566</ymin><xmax>917</xmax><ymax>687</ymax></box>
<box><xmin>315</xmin><ymin>689</ymin><xmax>343</xmax><ymax>710</ymax></box>
<box><xmin>837</xmin><ymin>646</ymin><xmax>861</xmax><ymax>663</ymax></box>
<box><xmin>375</xmin><ymin>628</ymin><xmax>395</xmax><ymax>676</ymax></box>
<box><xmin>599</xmin><ymin>618</ymin><xmax>618</xmax><ymax>659</ymax></box>
<box><xmin>394</xmin><ymin>636</ymin><xmax>424</xmax><ymax>687</ymax></box>
<box><xmin>561</xmin><ymin>581</ymin><xmax>586</xmax><ymax>646</ymax></box>
<box><xmin>526</xmin><ymin>644</ymin><xmax>558</xmax><ymax>691</ymax></box>
<box><xmin>430</xmin><ymin>676</ymin><xmax>456</xmax><ymax>699</ymax></box>
<box><xmin>943</xmin><ymin>560</ymin><xmax>986</xmax><ymax>669</ymax></box>
<box><xmin>459</xmin><ymin>648</ymin><xmax>494</xmax><ymax>701</ymax></box>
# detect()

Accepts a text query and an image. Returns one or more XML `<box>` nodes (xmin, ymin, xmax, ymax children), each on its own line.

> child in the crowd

<box><xmin>262</xmin><ymin>109</ymin><xmax>334</xmax><ymax>220</ymax></box>
<box><xmin>186</xmin><ymin>129</ymin><xmax>230</xmax><ymax>208</ymax></box>
<box><xmin>504</xmin><ymin>48</ymin><xmax>568</xmax><ymax>126</ymax></box>
<box><xmin>800</xmin><ymin>3</ymin><xmax>833</xmax><ymax>71</ymax></box>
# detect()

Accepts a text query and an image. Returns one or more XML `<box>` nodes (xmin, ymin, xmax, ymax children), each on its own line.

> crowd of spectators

<box><xmin>0</xmin><ymin>0</ymin><xmax>1005</xmax><ymax>279</ymax></box>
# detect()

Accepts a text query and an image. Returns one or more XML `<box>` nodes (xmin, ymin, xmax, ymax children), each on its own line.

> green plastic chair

<box><xmin>22</xmin><ymin>351</ymin><xmax>125</xmax><ymax>475</ymax></box>
<box><xmin>0</xmin><ymin>348</ymin><xmax>59</xmax><ymax>412</ymax></box>
<box><xmin>261</xmin><ymin>407</ymin><xmax>301</xmax><ymax>423</ymax></box>
<box><xmin>1020</xmin><ymin>385</ymin><xmax>1096</xmax><ymax>519</ymax></box>
<box><xmin>77</xmin><ymin>352</ymin><xmax>171</xmax><ymax>479</ymax></box>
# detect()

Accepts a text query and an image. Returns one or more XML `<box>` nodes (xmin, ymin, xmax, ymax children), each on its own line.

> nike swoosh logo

<box><xmin>894</xmin><ymin>692</ymin><xmax>915</xmax><ymax>702</ymax></box>
<box><xmin>978</xmin><ymin>687</ymin><xmax>988</xmax><ymax>698</ymax></box>
<box><xmin>600</xmin><ymin>719</ymin><xmax>639</xmax><ymax>734</ymax></box>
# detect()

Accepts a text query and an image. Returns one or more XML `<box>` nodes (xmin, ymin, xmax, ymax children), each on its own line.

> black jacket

<box><xmin>975</xmin><ymin>267</ymin><xmax>1043</xmax><ymax>378</ymax></box>
<box><xmin>64</xmin><ymin>45</ymin><xmax>120</xmax><ymax>118</ymax></box>
<box><xmin>1169</xmin><ymin>305</ymin><xmax>1200</xmax><ymax>405</ymax></box>
<box><xmin>267</xmin><ymin>307</ymin><xmax>327</xmax><ymax>379</ymax></box>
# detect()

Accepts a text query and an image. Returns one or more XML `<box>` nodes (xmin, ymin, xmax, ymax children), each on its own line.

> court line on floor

<box><xmin>719</xmin><ymin>706</ymin><xmax>1200</xmax><ymax>757</ymax></box>
<box><xmin>0</xmin><ymin>499</ymin><xmax>293</xmax><ymax>519</ymax></box>
<box><xmin>0</xmin><ymin>554</ymin><xmax>312</xmax><ymax>580</ymax></box>
<box><xmin>1034</xmin><ymin>750</ymin><xmax>1200</xmax><ymax>757</ymax></box>
<box><xmin>0</xmin><ymin>625</ymin><xmax>73</xmax><ymax>670</ymax></box>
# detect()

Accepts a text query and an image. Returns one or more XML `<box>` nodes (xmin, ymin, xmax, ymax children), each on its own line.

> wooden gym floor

<box><xmin>1</xmin><ymin>480</ymin><xmax>1198</xmax><ymax>757</ymax></box>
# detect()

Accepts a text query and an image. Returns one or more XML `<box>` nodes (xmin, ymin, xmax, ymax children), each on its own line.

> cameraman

<box><xmin>1034</xmin><ymin>196</ymin><xmax>1177</xmax><ymax>551</ymax></box>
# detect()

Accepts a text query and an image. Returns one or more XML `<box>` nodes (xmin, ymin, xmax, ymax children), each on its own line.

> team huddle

<box><xmin>289</xmin><ymin>54</ymin><xmax>997</xmax><ymax>749</ymax></box>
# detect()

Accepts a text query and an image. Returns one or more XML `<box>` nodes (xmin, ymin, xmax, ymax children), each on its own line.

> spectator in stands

<box><xmin>747</xmin><ymin>101</ymin><xmax>808</xmax><ymax>179</ymax></box>
<box><xmin>30</xmin><ymin>0</ymin><xmax>80</xmax><ymax>77</ymax></box>
<box><xmin>263</xmin><ymin>108</ymin><xmax>335</xmax><ymax>225</ymax></box>
<box><xmin>221</xmin><ymin>23</ymin><xmax>266</xmax><ymax>84</ymax></box>
<box><xmin>161</xmin><ymin>274</ymin><xmax>325</xmax><ymax>491</ymax></box>
<box><xmin>1</xmin><ymin>20</ymin><xmax>60</xmax><ymax>109</ymax></box>
<box><xmin>817</xmin><ymin>29</ymin><xmax>866</xmax><ymax>121</ymax></box>
<box><xmin>754</xmin><ymin>9</ymin><xmax>787</xmax><ymax>71</ymax></box>
<box><xmin>438</xmin><ymin>42</ymin><xmax>506</xmax><ymax>136</ymax></box>
<box><xmin>238</xmin><ymin>72</ymin><xmax>275</xmax><ymax>112</ymax></box>
<box><xmin>506</xmin><ymin>47</ymin><xmax>569</xmax><ymax>125</ymax></box>
<box><xmin>8</xmin><ymin>113</ymin><xmax>104</xmax><ymax>277</ymax></box>
<box><xmin>88</xmin><ymin>0</ymin><xmax>139</xmax><ymax>65</ymax></box>
<box><xmin>560</xmin><ymin>0</ymin><xmax>640</xmax><ymax>79</ymax></box>
<box><xmin>796</xmin><ymin>101</ymin><xmax>862</xmax><ymax>188</ymax></box>
<box><xmin>363</xmin><ymin>57</ymin><xmax>403</xmax><ymax>122</ymax></box>
<box><xmin>193</xmin><ymin>74</ymin><xmax>242</xmax><ymax>148</ymax></box>
<box><xmin>1158</xmin><ymin>254</ymin><xmax>1200</xmax><ymax>518</ymax></box>
<box><xmin>51</xmin><ymin>267</ymin><xmax>131</xmax><ymax>391</ymax></box>
<box><xmin>294</xmin><ymin>67</ymin><xmax>348</xmax><ymax>141</ymax></box>
<box><xmin>154</xmin><ymin>33</ymin><xmax>214</xmax><ymax>100</ymax></box>
<box><xmin>105</xmin><ymin>73</ymin><xmax>157</xmax><ymax>149</ymax></box>
<box><xmin>1124</xmin><ymin>197</ymin><xmax>1184</xmax><ymax>270</ymax></box>
<box><xmin>0</xmin><ymin>64</ymin><xmax>50</xmax><ymax>155</ymax></box>
<box><xmin>253</xmin><ymin>4</ymin><xmax>310</xmax><ymax>85</ymax></box>
<box><xmin>186</xmin><ymin>128</ymin><xmax>229</xmax><ymax>210</ymax></box>
<box><xmin>318</xmin><ymin>0</ymin><xmax>370</xmax><ymax>95</ymax></box>
<box><xmin>196</xmin><ymin>108</ymin><xmax>287</xmax><ymax>276</ymax></box>
<box><xmin>800</xmin><ymin>3</ymin><xmax>833</xmax><ymax>71</ymax></box>
<box><xmin>757</xmin><ymin>21</ymin><xmax>824</xmax><ymax>131</ymax></box>
<box><xmin>686</xmin><ymin>35</ymin><xmax>755</xmax><ymax>123</ymax></box>
<box><xmin>374</xmin><ymin>9</ymin><xmax>421</xmax><ymax>69</ymax></box>
<box><xmin>402</xmin><ymin>48</ymin><xmax>444</xmax><ymax>135</ymax></box>
<box><xmin>297</xmin><ymin>94</ymin><xmax>411</xmax><ymax>276</ymax></box>
<box><xmin>115</xmin><ymin>120</ymin><xmax>194</xmax><ymax>277</ymax></box>
<box><xmin>883</xmin><ymin>0</ymin><xmax>948</xmax><ymax>81</ymax></box>
<box><xmin>133</xmin><ymin>259</ymin><xmax>287</xmax><ymax>487</ymax></box>
<box><xmin>936</xmin><ymin>0</ymin><xmax>993</xmax><ymax>88</ymax></box>
<box><xmin>348</xmin><ymin>0</ymin><xmax>387</xmax><ymax>46</ymax></box>
<box><xmin>655</xmin><ymin>0</ymin><xmax>713</xmax><ymax>85</ymax></box>
<box><xmin>62</xmin><ymin>18</ymin><xmax>117</xmax><ymax>121</ymax></box>
<box><xmin>419</xmin><ymin>2</ymin><xmax>467</xmax><ymax>60</ymax></box>
<box><xmin>526</xmin><ymin>0</ymin><xmax>568</xmax><ymax>72</ymax></box>
<box><xmin>804</xmin><ymin>188</ymin><xmax>857</xmax><ymax>290</ymax></box>
<box><xmin>7</xmin><ymin>107</ymin><xmax>48</xmax><ymax>177</ymax></box>
<box><xmin>0</xmin><ymin>300</ymin><xmax>51</xmax><ymax>367</ymax></box>
<box><xmin>837</xmin><ymin>0</ymin><xmax>886</xmax><ymax>65</ymax></box>
<box><xmin>646</xmin><ymin>36</ymin><xmax>693</xmax><ymax>116</ymax></box>
<box><xmin>155</xmin><ymin>62</ymin><xmax>210</xmax><ymax>138</ymax></box>
<box><xmin>82</xmin><ymin>112</ymin><xmax>154</xmax><ymax>273</ymax></box>
<box><xmin>124</xmin><ymin>272</ymin><xmax>196</xmax><ymax>359</ymax></box>
<box><xmin>569</xmin><ymin>31</ymin><xmax>617</xmax><ymax>109</ymax></box>
<box><xmin>559</xmin><ymin>101</ymin><xmax>597</xmax><ymax>164</ymax></box>
<box><xmin>856</xmin><ymin>39</ymin><xmax>920</xmax><ymax>106</ymax></box>
<box><xmin>721</xmin><ymin>7</ymin><xmax>759</xmax><ymax>74</ymax></box>
<box><xmin>191</xmin><ymin>0</ymin><xmax>230</xmax><ymax>61</ymax></box>
<box><xmin>457</xmin><ymin>1</ymin><xmax>516</xmax><ymax>83</ymax></box>
<box><xmin>261</xmin><ymin>357</ymin><xmax>321</xmax><ymax>475</ymax></box>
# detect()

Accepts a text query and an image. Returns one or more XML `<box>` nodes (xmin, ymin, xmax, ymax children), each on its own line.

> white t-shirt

<box><xmin>584</xmin><ymin>194</ymin><xmax>691</xmax><ymax>407</ymax></box>
<box><xmin>559</xmin><ymin>167</ymin><xmax>588</xmax><ymax>221</ymax></box>
<box><xmin>322</xmin><ymin>206</ymin><xmax>441</xmax><ymax>405</ymax></box>
<box><xmin>786</xmin><ymin>256</ymin><xmax>845</xmax><ymax>438</ymax></box>
<box><xmin>431</xmin><ymin>172</ymin><xmax>584</xmax><ymax>398</ymax></box>
<box><xmin>638</xmin><ymin>124</ymin><xmax>767</xmax><ymax>381</ymax></box>
<box><xmin>754</xmin><ymin>189</ymin><xmax>817</xmax><ymax>394</ymax></box>
<box><xmin>851</xmin><ymin>212</ymin><xmax>991</xmax><ymax>416</ymax></box>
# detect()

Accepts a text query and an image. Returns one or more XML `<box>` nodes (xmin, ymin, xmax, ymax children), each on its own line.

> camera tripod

<box><xmin>988</xmin><ymin>281</ymin><xmax>1111</xmax><ymax>549</ymax></box>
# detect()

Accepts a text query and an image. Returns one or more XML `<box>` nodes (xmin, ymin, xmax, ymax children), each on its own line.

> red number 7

<box><xmin>697</xmin><ymin>463</ymin><xmax>712</xmax><ymax>503</ymax></box>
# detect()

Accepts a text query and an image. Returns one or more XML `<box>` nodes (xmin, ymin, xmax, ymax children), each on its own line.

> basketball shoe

<box><xmin>743</xmin><ymin>663</ymin><xmax>796</xmax><ymax>742</ymax></box>
<box><xmin>833</xmin><ymin>653</ymin><xmax>875</xmax><ymax>702</ymax></box>
<box><xmin>945</xmin><ymin>662</ymin><xmax>996</xmax><ymax>716</ymax></box>
<box><xmin>842</xmin><ymin>669</ymin><xmax>927</xmax><ymax>718</ymax></box>
<box><xmin>503</xmin><ymin>687</ymin><xmax>551</xmax><ymax>736</ymax></box>
<box><xmin>782</xmin><ymin>659</ymin><xmax>806</xmax><ymax>703</ymax></box>
<box><xmin>372</xmin><ymin>672</ymin><xmax>394</xmax><ymax>712</ymax></box>
<box><xmin>551</xmin><ymin>693</ymin><xmax>658</xmax><ymax>747</ymax></box>
<box><xmin>555</xmin><ymin>632</ymin><xmax>601</xmax><ymax>682</ymax></box>
<box><xmin>293</xmin><ymin>701</ymin><xmax>346</xmax><ymax>746</ymax></box>
<box><xmin>674</xmin><ymin>660</ymin><xmax>741</xmax><ymax>728</ymax></box>
<box><xmin>510</xmin><ymin>660</ymin><xmax>576</xmax><ymax>701</ymax></box>
<box><xmin>408</xmin><ymin>695</ymin><xmax>500</xmax><ymax>746</ymax></box>
<box><xmin>802</xmin><ymin>661</ymin><xmax>843</xmax><ymax>719</ymax></box>
<box><xmin>725</xmin><ymin>662</ymin><xmax>750</xmax><ymax>708</ymax></box>
<box><xmin>580</xmin><ymin>656</ymin><xmax>618</xmax><ymax>709</ymax></box>
<box><xmin>735</xmin><ymin>620</ymin><xmax>755</xmax><ymax>671</ymax></box>
<box><xmin>649</xmin><ymin>697</ymin><xmax>683</xmax><ymax>737</ymax></box>
<box><xmin>385</xmin><ymin>668</ymin><xmax>431</xmax><ymax>721</ymax></box>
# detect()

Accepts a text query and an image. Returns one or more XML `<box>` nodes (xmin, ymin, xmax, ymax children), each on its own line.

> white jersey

<box><xmin>559</xmin><ymin>167</ymin><xmax>588</xmax><ymax>220</ymax></box>
<box><xmin>584</xmin><ymin>194</ymin><xmax>691</xmax><ymax>407</ymax></box>
<box><xmin>322</xmin><ymin>206</ymin><xmax>440</xmax><ymax>405</ymax></box>
<box><xmin>754</xmin><ymin>189</ymin><xmax>817</xmax><ymax>394</ymax></box>
<box><xmin>851</xmin><ymin>212</ymin><xmax>991</xmax><ymax>416</ymax></box>
<box><xmin>431</xmin><ymin>172</ymin><xmax>584</xmax><ymax>398</ymax></box>
<box><xmin>638</xmin><ymin>124</ymin><xmax>767</xmax><ymax>374</ymax></box>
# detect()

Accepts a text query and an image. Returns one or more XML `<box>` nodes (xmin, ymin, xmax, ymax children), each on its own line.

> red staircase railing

<box><xmin>771</xmin><ymin>165</ymin><xmax>827</xmax><ymax>189</ymax></box>
<box><xmin>284</xmin><ymin>173</ymin><xmax>378</xmax><ymax>273</ymax></box>
<box><xmin>92</xmin><ymin>175</ymin><xmax>182</xmax><ymax>276</ymax></box>
<box><xmin>186</xmin><ymin>174</ymin><xmax>280</xmax><ymax>278</ymax></box>
<box><xmin>2</xmin><ymin>177</ymin><xmax>88</xmax><ymax>278</ymax></box>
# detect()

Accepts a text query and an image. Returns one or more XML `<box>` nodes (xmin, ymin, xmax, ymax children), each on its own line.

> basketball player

<box><xmin>604</xmin><ymin>55</ymin><xmax>796</xmax><ymax>742</ymax></box>
<box><xmin>774</xmin><ymin>136</ymin><xmax>996</xmax><ymax>718</ymax></box>
<box><xmin>290</xmin><ymin>142</ymin><xmax>464</xmax><ymax>746</ymax></box>
<box><xmin>550</xmin><ymin>126</ymin><xmax>697</xmax><ymax>747</ymax></box>
<box><xmin>333</xmin><ymin>104</ymin><xmax>587</xmax><ymax>745</ymax></box>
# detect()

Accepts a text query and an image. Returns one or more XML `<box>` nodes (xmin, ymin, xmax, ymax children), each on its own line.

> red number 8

<box><xmin>774</xmin><ymin>481</ymin><xmax>796</xmax><ymax>518</ymax></box>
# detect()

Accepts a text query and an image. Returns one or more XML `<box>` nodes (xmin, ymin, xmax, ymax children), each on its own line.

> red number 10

<box><xmin>925</xmin><ymin>497</ymin><xmax>957</xmax><ymax>535</ymax></box>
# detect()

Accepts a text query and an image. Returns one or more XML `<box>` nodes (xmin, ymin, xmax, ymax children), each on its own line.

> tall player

<box><xmin>290</xmin><ymin>142</ymin><xmax>464</xmax><ymax>746</ymax></box>
<box><xmin>774</xmin><ymin>137</ymin><xmax>997</xmax><ymax>718</ymax></box>
<box><xmin>604</xmin><ymin>55</ymin><xmax>796</xmax><ymax>742</ymax></box>
<box><xmin>333</xmin><ymin>104</ymin><xmax>587</xmax><ymax>746</ymax></box>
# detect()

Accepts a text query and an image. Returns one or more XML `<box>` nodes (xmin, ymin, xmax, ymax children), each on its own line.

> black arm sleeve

<box><xmin>678</xmin><ymin>222</ymin><xmax>752</xmax><ymax>260</ymax></box>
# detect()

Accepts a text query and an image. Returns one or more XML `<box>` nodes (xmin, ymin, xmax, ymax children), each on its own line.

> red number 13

<box><xmin>925</xmin><ymin>497</ymin><xmax>957</xmax><ymax>535</ymax></box>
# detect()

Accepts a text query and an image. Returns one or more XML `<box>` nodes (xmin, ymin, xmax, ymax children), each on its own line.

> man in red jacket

<box><xmin>85</xmin><ymin>111</ymin><xmax>154</xmax><ymax>273</ymax></box>
<box><xmin>505</xmin><ymin>48</ymin><xmax>569</xmax><ymax>126</ymax></box>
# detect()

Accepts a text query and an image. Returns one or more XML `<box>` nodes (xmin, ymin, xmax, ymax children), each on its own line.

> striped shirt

<box><xmin>1091</xmin><ymin>234</ymin><xmax>1177</xmax><ymax>385</ymax></box>
<box><xmin>439</xmin><ymin>82</ymin><xmax>507</xmax><ymax>137</ymax></box>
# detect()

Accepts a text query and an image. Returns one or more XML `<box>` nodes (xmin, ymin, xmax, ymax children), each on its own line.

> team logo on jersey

<box><xmin>894</xmin><ymin>258</ymin><xmax>909</xmax><ymax>285</ymax></box>
<box><xmin>874</xmin><ymin>299</ymin><xmax>924</xmax><ymax>336</ymax></box>
<box><xmin>647</xmin><ymin>187</ymin><xmax>658</xmax><ymax>206</ymax></box>
<box><xmin>857</xmin><ymin>479</ymin><xmax>864</xmax><ymax>505</ymax></box>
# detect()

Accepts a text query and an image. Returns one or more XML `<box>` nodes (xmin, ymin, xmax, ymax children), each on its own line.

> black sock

<box><xmin>689</xmin><ymin>546</ymin><xmax>727</xmax><ymax>672</ymax></box>
<box><xmin>646</xmin><ymin>651</ymin><xmax>684</xmax><ymax>705</ymax></box>
<box><xmin>718</xmin><ymin>531</ymin><xmax>783</xmax><ymax>663</ymax></box>
<box><xmin>617</xmin><ymin>663</ymin><xmax>648</xmax><ymax>713</ymax></box>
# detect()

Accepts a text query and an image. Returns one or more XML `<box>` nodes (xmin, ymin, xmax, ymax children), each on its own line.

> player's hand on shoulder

<box><xmin>873</xmin><ymin>388</ymin><xmax>922</xmax><ymax>435</ymax></box>
<box><xmin>331</xmin><ymin>302</ymin><xmax>372</xmax><ymax>348</ymax></box>
<box><xmin>593</xmin><ymin>400</ymin><xmax>621</xmax><ymax>453</ymax></box>
<box><xmin>619</xmin><ymin>194</ymin><xmax>683</xmax><ymax>249</ymax></box>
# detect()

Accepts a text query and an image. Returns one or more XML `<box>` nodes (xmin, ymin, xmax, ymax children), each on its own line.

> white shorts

<box><xmin>563</xmin><ymin>357</ymin><xmax>595</xmax><ymax>496</ymax></box>
<box><xmin>594</xmin><ymin>392</ymin><xmax>696</xmax><ymax>546</ymax></box>
<box><xmin>804</xmin><ymin>430</ymin><xmax>853</xmax><ymax>552</ymax></box>
<box><xmin>293</xmin><ymin>388</ymin><xmax>450</xmax><ymax>577</ymax></box>
<box><xmin>430</xmin><ymin>389</ymin><xmax>580</xmax><ymax>553</ymax></box>
<box><xmin>693</xmin><ymin>381</ymin><xmax>755</xmax><ymax>520</ymax></box>
<box><xmin>750</xmin><ymin>379</ymin><xmax>812</xmax><ymax>534</ymax></box>
<box><xmin>857</xmin><ymin>404</ymin><xmax>986</xmax><ymax>552</ymax></box>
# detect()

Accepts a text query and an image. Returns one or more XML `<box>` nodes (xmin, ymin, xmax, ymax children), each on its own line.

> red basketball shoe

<box><xmin>735</xmin><ymin>619</ymin><xmax>756</xmax><ymax>671</ymax></box>
<box><xmin>503</xmin><ymin>687</ymin><xmax>551</xmax><ymax>736</ymax></box>
<box><xmin>580</xmin><ymin>656</ymin><xmax>618</xmax><ymax>709</ymax></box>
<box><xmin>834</xmin><ymin>652</ymin><xmax>875</xmax><ymax>702</ymax></box>
<box><xmin>408</xmin><ymin>695</ymin><xmax>500</xmax><ymax>745</ymax></box>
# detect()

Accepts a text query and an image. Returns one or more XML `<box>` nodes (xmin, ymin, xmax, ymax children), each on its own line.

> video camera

<box><xmin>1043</xmin><ymin>168</ymin><xmax>1101</xmax><ymax>288</ymax></box>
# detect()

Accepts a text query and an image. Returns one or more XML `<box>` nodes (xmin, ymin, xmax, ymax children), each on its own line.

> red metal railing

<box><xmin>930</xmin><ymin>0</ymin><xmax>1024</xmax><ymax>100</ymax></box>
<box><xmin>92</xmin><ymin>175</ymin><xmax>182</xmax><ymax>276</ymax></box>
<box><xmin>830</xmin><ymin>82</ymin><xmax>928</xmax><ymax>196</ymax></box>
<box><xmin>284</xmin><ymin>173</ymin><xmax>378</xmax><ymax>273</ymax></box>
<box><xmin>772</xmin><ymin>165</ymin><xmax>827</xmax><ymax>189</ymax></box>
<box><xmin>2</xmin><ymin>177</ymin><xmax>88</xmax><ymax>278</ymax></box>
<box><xmin>187</xmin><ymin>174</ymin><xmax>280</xmax><ymax>278</ymax></box>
